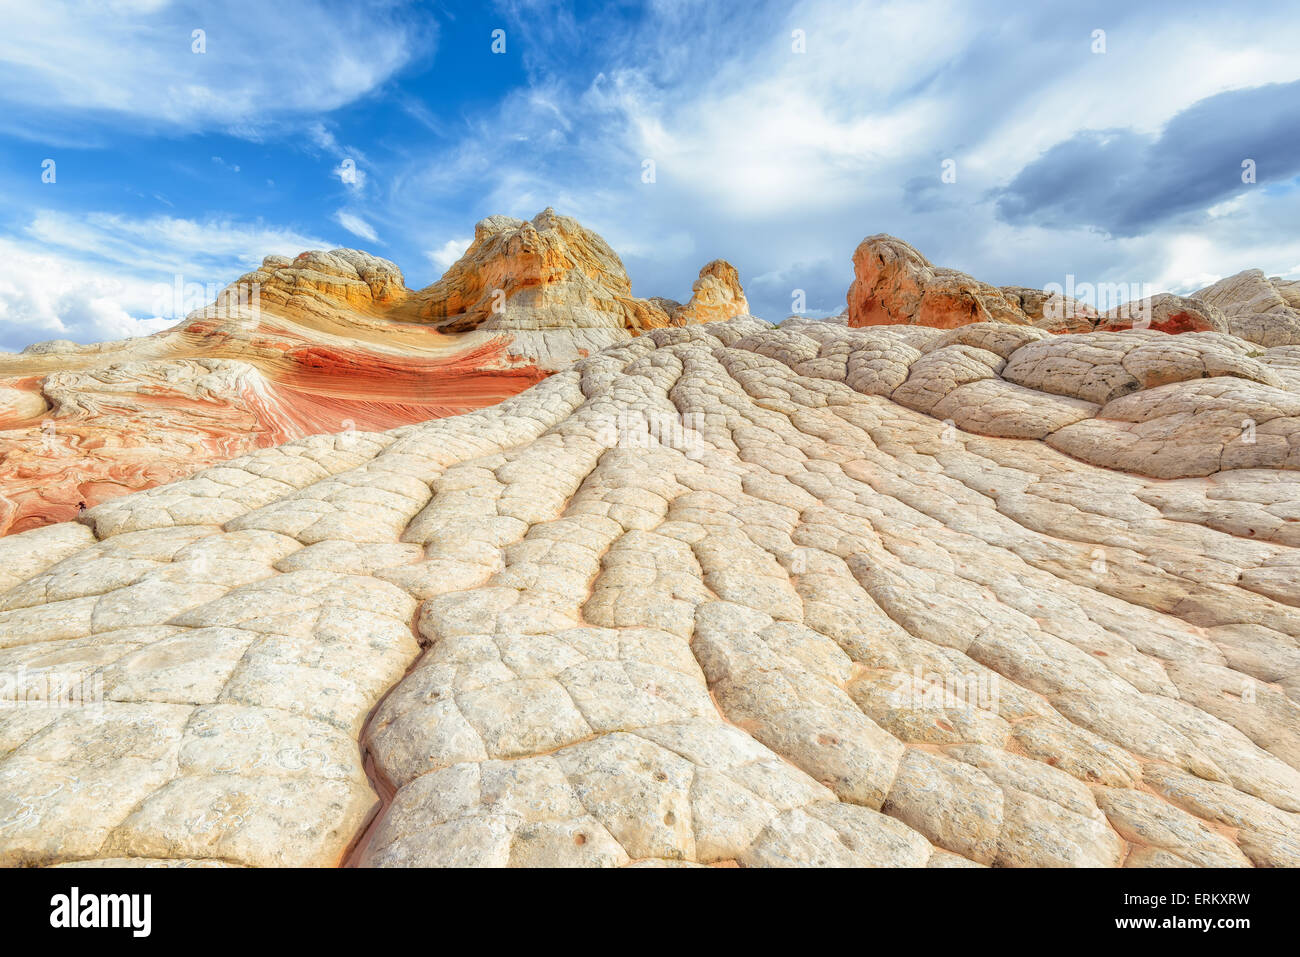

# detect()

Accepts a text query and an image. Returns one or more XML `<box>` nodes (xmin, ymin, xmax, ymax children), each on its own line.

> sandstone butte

<box><xmin>0</xmin><ymin>223</ymin><xmax>1299</xmax><ymax>868</ymax></box>
<box><xmin>848</xmin><ymin>233</ymin><xmax>1300</xmax><ymax>338</ymax></box>
<box><xmin>0</xmin><ymin>208</ymin><xmax>748</xmax><ymax>536</ymax></box>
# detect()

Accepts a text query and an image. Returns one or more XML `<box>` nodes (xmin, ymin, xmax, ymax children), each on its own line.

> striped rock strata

<box><xmin>0</xmin><ymin>209</ymin><xmax>747</xmax><ymax>535</ymax></box>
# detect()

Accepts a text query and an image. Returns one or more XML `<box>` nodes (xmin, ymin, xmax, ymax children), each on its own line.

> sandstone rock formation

<box><xmin>653</xmin><ymin>259</ymin><xmax>750</xmax><ymax>326</ymax></box>
<box><xmin>0</xmin><ymin>309</ymin><xmax>542</xmax><ymax>536</ymax></box>
<box><xmin>848</xmin><ymin>235</ymin><xmax>1033</xmax><ymax>329</ymax></box>
<box><xmin>413</xmin><ymin>209</ymin><xmax>748</xmax><ymax>366</ymax></box>
<box><xmin>848</xmin><ymin>236</ymin><xmax>1299</xmax><ymax>343</ymax></box>
<box><xmin>1095</xmin><ymin>293</ymin><xmax>1227</xmax><ymax>335</ymax></box>
<box><xmin>0</xmin><ymin>210</ymin><xmax>747</xmax><ymax>536</ymax></box>
<box><xmin>1</xmin><ymin>317</ymin><xmax>1297</xmax><ymax>868</ymax></box>
<box><xmin>1196</xmin><ymin>270</ymin><xmax>1300</xmax><ymax>347</ymax></box>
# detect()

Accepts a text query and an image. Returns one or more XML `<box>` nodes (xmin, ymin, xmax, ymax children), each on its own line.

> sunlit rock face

<box><xmin>847</xmin><ymin>235</ymin><xmax>1300</xmax><ymax>344</ymax></box>
<box><xmin>662</xmin><ymin>259</ymin><xmax>750</xmax><ymax>325</ymax></box>
<box><xmin>0</xmin><ymin>316</ymin><xmax>1297</xmax><ymax>868</ymax></box>
<box><xmin>412</xmin><ymin>208</ymin><xmax>748</xmax><ymax>366</ymax></box>
<box><xmin>1196</xmin><ymin>269</ymin><xmax>1300</xmax><ymax>347</ymax></box>
<box><xmin>239</xmin><ymin>248</ymin><xmax>411</xmax><ymax>324</ymax></box>
<box><xmin>1093</xmin><ymin>293</ymin><xmax>1227</xmax><ymax>335</ymax></box>
<box><xmin>0</xmin><ymin>210</ymin><xmax>748</xmax><ymax>536</ymax></box>
<box><xmin>847</xmin><ymin>235</ymin><xmax>1034</xmax><ymax>329</ymax></box>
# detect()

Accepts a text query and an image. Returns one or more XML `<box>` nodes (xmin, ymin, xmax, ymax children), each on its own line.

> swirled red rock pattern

<box><xmin>0</xmin><ymin>210</ymin><xmax>748</xmax><ymax>536</ymax></box>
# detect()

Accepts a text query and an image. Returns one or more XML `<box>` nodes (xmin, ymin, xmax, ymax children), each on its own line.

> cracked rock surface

<box><xmin>1</xmin><ymin>317</ymin><xmax>1298</xmax><ymax>867</ymax></box>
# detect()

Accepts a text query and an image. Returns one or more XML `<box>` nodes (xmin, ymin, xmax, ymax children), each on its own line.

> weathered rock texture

<box><xmin>849</xmin><ymin>236</ymin><xmax>1300</xmax><ymax>343</ymax></box>
<box><xmin>0</xmin><ymin>210</ymin><xmax>747</xmax><ymax>536</ymax></box>
<box><xmin>2</xmin><ymin>317</ymin><xmax>1297</xmax><ymax>868</ymax></box>
<box><xmin>1196</xmin><ymin>270</ymin><xmax>1300</xmax><ymax>347</ymax></box>
<box><xmin>414</xmin><ymin>209</ymin><xmax>748</xmax><ymax>366</ymax></box>
<box><xmin>848</xmin><ymin>235</ymin><xmax>1034</xmax><ymax>329</ymax></box>
<box><xmin>1095</xmin><ymin>293</ymin><xmax>1227</xmax><ymax>335</ymax></box>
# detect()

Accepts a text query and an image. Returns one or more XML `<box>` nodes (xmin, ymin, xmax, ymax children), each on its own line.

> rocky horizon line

<box><xmin>12</xmin><ymin>207</ymin><xmax>1300</xmax><ymax>356</ymax></box>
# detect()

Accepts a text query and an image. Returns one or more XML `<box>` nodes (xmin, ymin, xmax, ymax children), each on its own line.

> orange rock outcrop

<box><xmin>0</xmin><ymin>209</ymin><xmax>748</xmax><ymax>535</ymax></box>
<box><xmin>848</xmin><ymin>235</ymin><xmax>1032</xmax><ymax>329</ymax></box>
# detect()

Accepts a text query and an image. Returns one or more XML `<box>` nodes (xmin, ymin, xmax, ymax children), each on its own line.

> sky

<box><xmin>0</xmin><ymin>0</ymin><xmax>1298</xmax><ymax>351</ymax></box>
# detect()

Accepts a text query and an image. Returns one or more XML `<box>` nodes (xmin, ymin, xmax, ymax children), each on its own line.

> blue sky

<box><xmin>1</xmin><ymin>0</ymin><xmax>1298</xmax><ymax>350</ymax></box>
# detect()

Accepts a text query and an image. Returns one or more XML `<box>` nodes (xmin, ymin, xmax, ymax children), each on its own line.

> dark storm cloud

<box><xmin>995</xmin><ymin>80</ymin><xmax>1300</xmax><ymax>236</ymax></box>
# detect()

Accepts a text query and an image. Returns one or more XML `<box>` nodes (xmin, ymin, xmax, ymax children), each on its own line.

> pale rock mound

<box><xmin>220</xmin><ymin>249</ymin><xmax>410</xmax><ymax>328</ymax></box>
<box><xmin>998</xmin><ymin>286</ymin><xmax>1097</xmax><ymax>333</ymax></box>
<box><xmin>1098</xmin><ymin>293</ymin><xmax>1227</xmax><ymax>334</ymax></box>
<box><xmin>1</xmin><ymin>318</ymin><xmax>1297</xmax><ymax>868</ymax></box>
<box><xmin>1196</xmin><ymin>270</ymin><xmax>1300</xmax><ymax>347</ymax></box>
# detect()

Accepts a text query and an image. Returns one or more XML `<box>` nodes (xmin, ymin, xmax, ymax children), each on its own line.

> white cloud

<box><xmin>334</xmin><ymin>211</ymin><xmax>380</xmax><ymax>244</ymax></box>
<box><xmin>0</xmin><ymin>212</ymin><xmax>334</xmax><ymax>350</ymax></box>
<box><xmin>6</xmin><ymin>0</ymin><xmax>1298</xmax><ymax>329</ymax></box>
<box><xmin>307</xmin><ymin>123</ymin><xmax>340</xmax><ymax>152</ymax></box>
<box><xmin>426</xmin><ymin>238</ymin><xmax>471</xmax><ymax>273</ymax></box>
<box><xmin>383</xmin><ymin>0</ymin><xmax>1300</xmax><ymax>319</ymax></box>
<box><xmin>0</xmin><ymin>1</ymin><xmax>429</xmax><ymax>134</ymax></box>
<box><xmin>310</xmin><ymin>122</ymin><xmax>369</xmax><ymax>192</ymax></box>
<box><xmin>25</xmin><ymin>211</ymin><xmax>330</xmax><ymax>276</ymax></box>
<box><xmin>0</xmin><ymin>238</ymin><xmax>177</xmax><ymax>350</ymax></box>
<box><xmin>333</xmin><ymin>159</ymin><xmax>367</xmax><ymax>191</ymax></box>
